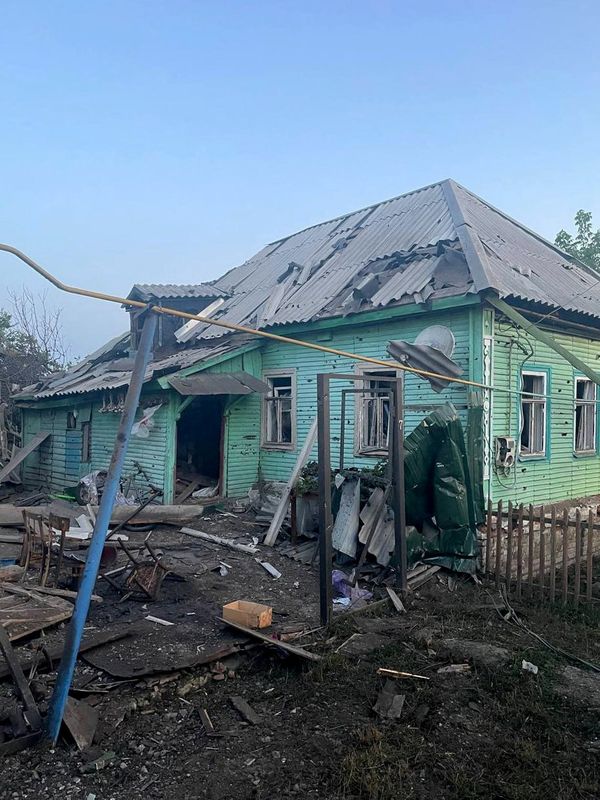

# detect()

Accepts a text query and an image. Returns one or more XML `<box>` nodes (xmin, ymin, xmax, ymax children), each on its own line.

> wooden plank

<box><xmin>587</xmin><ymin>508</ymin><xmax>594</xmax><ymax>605</ymax></box>
<box><xmin>0</xmin><ymin>589</ymin><xmax>73</xmax><ymax>641</ymax></box>
<box><xmin>528</xmin><ymin>504</ymin><xmax>535</xmax><ymax>599</ymax></box>
<box><xmin>0</xmin><ymin>626</ymin><xmax>133</xmax><ymax>681</ymax></box>
<box><xmin>0</xmin><ymin>624</ymin><xmax>41</xmax><ymax>730</ymax></box>
<box><xmin>386</xmin><ymin>586</ymin><xmax>406</xmax><ymax>613</ymax></box>
<box><xmin>562</xmin><ymin>508</ymin><xmax>569</xmax><ymax>605</ymax></box>
<box><xmin>485</xmin><ymin>498</ymin><xmax>492</xmax><ymax>575</ymax></box>
<box><xmin>574</xmin><ymin>509</ymin><xmax>582</xmax><ymax>606</ymax></box>
<box><xmin>0</xmin><ymin>504</ymin><xmax>207</xmax><ymax>527</ymax></box>
<box><xmin>549</xmin><ymin>506</ymin><xmax>557</xmax><ymax>601</ymax></box>
<box><xmin>539</xmin><ymin>505</ymin><xmax>545</xmax><ymax>602</ymax></box>
<box><xmin>219</xmin><ymin>618</ymin><xmax>321</xmax><ymax>661</ymax></box>
<box><xmin>495</xmin><ymin>499</ymin><xmax>503</xmax><ymax>587</ymax></box>
<box><xmin>0</xmin><ymin>583</ymin><xmax>102</xmax><ymax>604</ymax></box>
<box><xmin>263</xmin><ymin>418</ymin><xmax>318</xmax><ymax>546</ymax></box>
<box><xmin>0</xmin><ymin>432</ymin><xmax>50</xmax><ymax>483</ymax></box>
<box><xmin>230</xmin><ymin>695</ymin><xmax>261</xmax><ymax>725</ymax></box>
<box><xmin>516</xmin><ymin>504</ymin><xmax>524</xmax><ymax>600</ymax></box>
<box><xmin>505</xmin><ymin>501</ymin><xmax>513</xmax><ymax>591</ymax></box>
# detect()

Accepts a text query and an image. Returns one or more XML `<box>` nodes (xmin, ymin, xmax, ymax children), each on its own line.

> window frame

<box><xmin>261</xmin><ymin>369</ymin><xmax>297</xmax><ymax>451</ymax></box>
<box><xmin>355</xmin><ymin>363</ymin><xmax>399</xmax><ymax>457</ymax></box>
<box><xmin>573</xmin><ymin>375</ymin><xmax>597</xmax><ymax>456</ymax></box>
<box><xmin>518</xmin><ymin>368</ymin><xmax>549</xmax><ymax>460</ymax></box>
<box><xmin>81</xmin><ymin>420</ymin><xmax>92</xmax><ymax>463</ymax></box>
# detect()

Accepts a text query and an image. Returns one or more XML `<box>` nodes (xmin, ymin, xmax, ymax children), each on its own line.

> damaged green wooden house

<box><xmin>14</xmin><ymin>179</ymin><xmax>600</xmax><ymax>508</ymax></box>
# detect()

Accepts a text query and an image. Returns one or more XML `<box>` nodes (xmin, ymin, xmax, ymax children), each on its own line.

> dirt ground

<box><xmin>2</xmin><ymin>510</ymin><xmax>600</xmax><ymax>800</ymax></box>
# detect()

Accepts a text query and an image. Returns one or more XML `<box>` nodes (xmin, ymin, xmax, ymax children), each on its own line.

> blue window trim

<box><xmin>517</xmin><ymin>365</ymin><xmax>551</xmax><ymax>463</ymax></box>
<box><xmin>572</xmin><ymin>371</ymin><xmax>599</xmax><ymax>458</ymax></box>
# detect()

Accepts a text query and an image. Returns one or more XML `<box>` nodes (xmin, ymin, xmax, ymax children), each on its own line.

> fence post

<box><xmin>528</xmin><ymin>504</ymin><xmax>535</xmax><ymax>599</ymax></box>
<box><xmin>539</xmin><ymin>505</ymin><xmax>545</xmax><ymax>603</ymax></box>
<box><xmin>574</xmin><ymin>509</ymin><xmax>582</xmax><ymax>606</ymax></box>
<box><xmin>505</xmin><ymin>501</ymin><xmax>513</xmax><ymax>592</ymax></box>
<box><xmin>485</xmin><ymin>498</ymin><xmax>492</xmax><ymax>575</ymax></box>
<box><xmin>495</xmin><ymin>499</ymin><xmax>503</xmax><ymax>588</ymax></box>
<box><xmin>549</xmin><ymin>506</ymin><xmax>557</xmax><ymax>602</ymax></box>
<box><xmin>516</xmin><ymin>504</ymin><xmax>524</xmax><ymax>600</ymax></box>
<box><xmin>587</xmin><ymin>508</ymin><xmax>594</xmax><ymax>605</ymax></box>
<box><xmin>562</xmin><ymin>508</ymin><xmax>569</xmax><ymax>605</ymax></box>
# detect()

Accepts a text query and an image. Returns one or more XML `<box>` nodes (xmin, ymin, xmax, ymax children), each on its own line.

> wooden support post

<box><xmin>516</xmin><ymin>504</ymin><xmax>524</xmax><ymax>600</ymax></box>
<box><xmin>549</xmin><ymin>506</ymin><xmax>557</xmax><ymax>602</ymax></box>
<box><xmin>574</xmin><ymin>509</ymin><xmax>582</xmax><ymax>606</ymax></box>
<box><xmin>562</xmin><ymin>508</ymin><xmax>569</xmax><ymax>605</ymax></box>
<box><xmin>539</xmin><ymin>505</ymin><xmax>545</xmax><ymax>603</ymax></box>
<box><xmin>505</xmin><ymin>501</ymin><xmax>513</xmax><ymax>592</ymax></box>
<box><xmin>485</xmin><ymin>498</ymin><xmax>492</xmax><ymax>575</ymax></box>
<box><xmin>495</xmin><ymin>499</ymin><xmax>503</xmax><ymax>588</ymax></box>
<box><xmin>528</xmin><ymin>504</ymin><xmax>535</xmax><ymax>599</ymax></box>
<box><xmin>586</xmin><ymin>508</ymin><xmax>594</xmax><ymax>605</ymax></box>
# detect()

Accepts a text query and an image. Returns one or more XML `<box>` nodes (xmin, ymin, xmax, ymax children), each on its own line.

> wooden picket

<box><xmin>482</xmin><ymin>500</ymin><xmax>599</xmax><ymax>607</ymax></box>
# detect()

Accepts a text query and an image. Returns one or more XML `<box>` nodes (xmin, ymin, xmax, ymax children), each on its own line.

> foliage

<box><xmin>555</xmin><ymin>210</ymin><xmax>600</xmax><ymax>270</ymax></box>
<box><xmin>0</xmin><ymin>288</ymin><xmax>70</xmax><ymax>404</ymax></box>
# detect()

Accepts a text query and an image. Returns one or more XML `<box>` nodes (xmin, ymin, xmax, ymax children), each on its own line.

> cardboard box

<box><xmin>222</xmin><ymin>600</ymin><xmax>272</xmax><ymax>629</ymax></box>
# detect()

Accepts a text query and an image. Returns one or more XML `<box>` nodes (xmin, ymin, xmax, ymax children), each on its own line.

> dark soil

<box><xmin>2</xmin><ymin>511</ymin><xmax>600</xmax><ymax>800</ymax></box>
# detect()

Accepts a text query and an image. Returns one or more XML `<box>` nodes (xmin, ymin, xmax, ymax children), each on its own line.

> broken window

<box><xmin>359</xmin><ymin>370</ymin><xmax>396</xmax><ymax>454</ymax></box>
<box><xmin>263</xmin><ymin>372</ymin><xmax>295</xmax><ymax>447</ymax></box>
<box><xmin>520</xmin><ymin>372</ymin><xmax>547</xmax><ymax>456</ymax></box>
<box><xmin>81</xmin><ymin>421</ymin><xmax>92</xmax><ymax>462</ymax></box>
<box><xmin>574</xmin><ymin>377</ymin><xmax>596</xmax><ymax>453</ymax></box>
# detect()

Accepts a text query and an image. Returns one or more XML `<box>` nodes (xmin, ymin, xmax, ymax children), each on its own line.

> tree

<box><xmin>555</xmin><ymin>210</ymin><xmax>600</xmax><ymax>270</ymax></box>
<box><xmin>0</xmin><ymin>288</ymin><xmax>70</xmax><ymax>404</ymax></box>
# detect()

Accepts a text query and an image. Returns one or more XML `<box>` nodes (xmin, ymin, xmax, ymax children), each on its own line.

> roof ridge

<box><xmin>266</xmin><ymin>178</ymin><xmax>452</xmax><ymax>247</ymax></box>
<box><xmin>448</xmin><ymin>180</ymin><xmax>600</xmax><ymax>281</ymax></box>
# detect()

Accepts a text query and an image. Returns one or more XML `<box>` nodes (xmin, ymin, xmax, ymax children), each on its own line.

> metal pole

<box><xmin>391</xmin><ymin>375</ymin><xmax>408</xmax><ymax>591</ymax></box>
<box><xmin>317</xmin><ymin>373</ymin><xmax>332</xmax><ymax>626</ymax></box>
<box><xmin>45</xmin><ymin>309</ymin><xmax>157</xmax><ymax>743</ymax></box>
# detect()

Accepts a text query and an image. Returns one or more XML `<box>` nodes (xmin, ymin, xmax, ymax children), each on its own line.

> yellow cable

<box><xmin>0</xmin><ymin>243</ymin><xmax>491</xmax><ymax>391</ymax></box>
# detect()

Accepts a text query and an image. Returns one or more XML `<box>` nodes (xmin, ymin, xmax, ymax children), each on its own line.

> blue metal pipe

<box><xmin>45</xmin><ymin>309</ymin><xmax>157</xmax><ymax>743</ymax></box>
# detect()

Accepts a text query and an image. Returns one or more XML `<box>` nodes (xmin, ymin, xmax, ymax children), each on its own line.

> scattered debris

<box><xmin>63</xmin><ymin>697</ymin><xmax>99</xmax><ymax>751</ymax></box>
<box><xmin>437</xmin><ymin>663</ymin><xmax>471</xmax><ymax>675</ymax></box>
<box><xmin>180</xmin><ymin>527</ymin><xmax>259</xmax><ymax>554</ymax></box>
<box><xmin>373</xmin><ymin>679</ymin><xmax>406</xmax><ymax>719</ymax></box>
<box><xmin>220</xmin><ymin>618</ymin><xmax>321</xmax><ymax>662</ymax></box>
<box><xmin>256</xmin><ymin>560</ymin><xmax>282</xmax><ymax>580</ymax></box>
<box><xmin>386</xmin><ymin>586</ymin><xmax>406</xmax><ymax>613</ymax></box>
<box><xmin>144</xmin><ymin>615</ymin><xmax>175</xmax><ymax>626</ymax></box>
<box><xmin>521</xmin><ymin>659</ymin><xmax>539</xmax><ymax>675</ymax></box>
<box><xmin>198</xmin><ymin>708</ymin><xmax>220</xmax><ymax>737</ymax></box>
<box><xmin>440</xmin><ymin>638</ymin><xmax>511</xmax><ymax>669</ymax></box>
<box><xmin>0</xmin><ymin>564</ymin><xmax>24</xmax><ymax>582</ymax></box>
<box><xmin>230</xmin><ymin>695</ymin><xmax>262</xmax><ymax>725</ymax></box>
<box><xmin>0</xmin><ymin>585</ymin><xmax>73</xmax><ymax>641</ymax></box>
<box><xmin>376</xmin><ymin>668</ymin><xmax>430</xmax><ymax>681</ymax></box>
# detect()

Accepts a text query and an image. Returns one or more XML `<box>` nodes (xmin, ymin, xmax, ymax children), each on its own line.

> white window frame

<box><xmin>355</xmin><ymin>363</ymin><xmax>399</xmax><ymax>457</ymax></box>
<box><xmin>574</xmin><ymin>376</ymin><xmax>597</xmax><ymax>455</ymax></box>
<box><xmin>261</xmin><ymin>369</ymin><xmax>296</xmax><ymax>450</ymax></box>
<box><xmin>519</xmin><ymin>370</ymin><xmax>547</xmax><ymax>457</ymax></box>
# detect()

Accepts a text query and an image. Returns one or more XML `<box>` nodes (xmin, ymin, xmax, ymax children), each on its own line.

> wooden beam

<box><xmin>0</xmin><ymin>432</ymin><xmax>51</xmax><ymax>484</ymax></box>
<box><xmin>263</xmin><ymin>418</ymin><xmax>318</xmax><ymax>546</ymax></box>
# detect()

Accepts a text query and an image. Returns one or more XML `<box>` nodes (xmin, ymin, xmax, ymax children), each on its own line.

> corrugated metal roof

<box><xmin>129</xmin><ymin>283</ymin><xmax>227</xmax><ymax>300</ymax></box>
<box><xmin>195</xmin><ymin>179</ymin><xmax>600</xmax><ymax>339</ymax></box>
<box><xmin>17</xmin><ymin>335</ymin><xmax>257</xmax><ymax>400</ymax></box>
<box><xmin>168</xmin><ymin>372</ymin><xmax>268</xmax><ymax>396</ymax></box>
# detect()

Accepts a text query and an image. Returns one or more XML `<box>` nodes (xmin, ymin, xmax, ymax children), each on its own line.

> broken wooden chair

<box><xmin>102</xmin><ymin>533</ymin><xmax>171</xmax><ymax>601</ymax></box>
<box><xmin>19</xmin><ymin>511</ymin><xmax>73</xmax><ymax>587</ymax></box>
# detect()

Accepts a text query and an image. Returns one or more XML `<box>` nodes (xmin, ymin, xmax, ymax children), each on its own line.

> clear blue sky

<box><xmin>1</xmin><ymin>0</ymin><xmax>599</xmax><ymax>356</ymax></box>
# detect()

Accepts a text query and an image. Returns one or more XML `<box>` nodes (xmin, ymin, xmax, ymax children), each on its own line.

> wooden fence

<box><xmin>481</xmin><ymin>500</ymin><xmax>600</xmax><ymax>606</ymax></box>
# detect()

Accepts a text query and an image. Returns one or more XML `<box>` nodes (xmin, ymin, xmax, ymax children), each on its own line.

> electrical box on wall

<box><xmin>495</xmin><ymin>436</ymin><xmax>516</xmax><ymax>468</ymax></box>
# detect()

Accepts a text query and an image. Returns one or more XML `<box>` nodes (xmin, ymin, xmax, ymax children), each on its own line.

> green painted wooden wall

<box><xmin>490</xmin><ymin>310</ymin><xmax>600</xmax><ymax>505</ymax></box>
<box><xmin>224</xmin><ymin>306</ymin><xmax>478</xmax><ymax>493</ymax></box>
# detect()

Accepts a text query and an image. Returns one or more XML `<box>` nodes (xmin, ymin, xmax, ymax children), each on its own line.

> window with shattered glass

<box><xmin>263</xmin><ymin>373</ymin><xmax>295</xmax><ymax>447</ymax></box>
<box><xmin>574</xmin><ymin>377</ymin><xmax>596</xmax><ymax>453</ymax></box>
<box><xmin>359</xmin><ymin>371</ymin><xmax>395</xmax><ymax>454</ymax></box>
<box><xmin>520</xmin><ymin>371</ymin><xmax>547</xmax><ymax>456</ymax></box>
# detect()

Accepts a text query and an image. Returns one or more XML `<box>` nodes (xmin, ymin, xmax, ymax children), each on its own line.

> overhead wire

<box><xmin>1</xmin><ymin>243</ymin><xmax>599</xmax><ymax>410</ymax></box>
